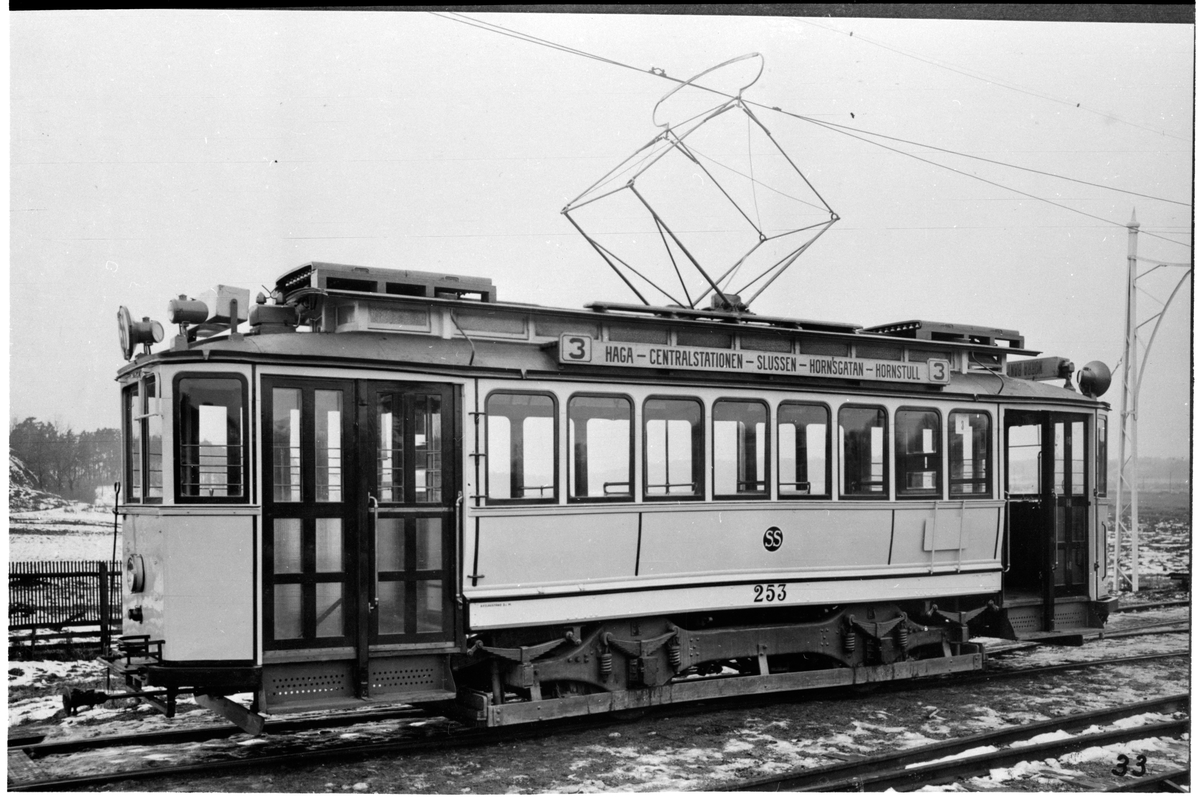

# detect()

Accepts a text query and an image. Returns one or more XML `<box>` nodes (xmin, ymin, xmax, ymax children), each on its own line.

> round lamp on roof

<box><xmin>117</xmin><ymin>306</ymin><xmax>165</xmax><ymax>361</ymax></box>
<box><xmin>1078</xmin><ymin>361</ymin><xmax>1112</xmax><ymax>398</ymax></box>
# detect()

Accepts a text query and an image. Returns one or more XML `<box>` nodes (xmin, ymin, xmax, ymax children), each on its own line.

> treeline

<box><xmin>9</xmin><ymin>418</ymin><xmax>121</xmax><ymax>503</ymax></box>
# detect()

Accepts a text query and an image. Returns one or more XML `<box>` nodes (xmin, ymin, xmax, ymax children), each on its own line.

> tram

<box><xmin>108</xmin><ymin>261</ymin><xmax>1114</xmax><ymax>733</ymax></box>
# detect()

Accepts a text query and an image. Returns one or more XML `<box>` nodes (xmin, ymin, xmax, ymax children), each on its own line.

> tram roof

<box><xmin>120</xmin><ymin>327</ymin><xmax>1103</xmax><ymax>407</ymax></box>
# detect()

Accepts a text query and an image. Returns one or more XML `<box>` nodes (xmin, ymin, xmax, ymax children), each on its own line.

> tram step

<box><xmin>262</xmin><ymin>690</ymin><xmax>457</xmax><ymax>716</ymax></box>
<box><xmin>1011</xmin><ymin>628</ymin><xmax>1102</xmax><ymax>645</ymax></box>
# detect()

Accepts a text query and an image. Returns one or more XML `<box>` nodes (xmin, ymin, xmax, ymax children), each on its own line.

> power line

<box><xmin>431</xmin><ymin>12</ymin><xmax>1193</xmax><ymax>246</ymax></box>
<box><xmin>799</xmin><ymin>18</ymin><xmax>1191</xmax><ymax>143</ymax></box>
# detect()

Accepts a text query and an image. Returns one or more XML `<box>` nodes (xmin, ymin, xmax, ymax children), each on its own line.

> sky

<box><xmin>8</xmin><ymin>9</ymin><xmax>1194</xmax><ymax>458</ymax></box>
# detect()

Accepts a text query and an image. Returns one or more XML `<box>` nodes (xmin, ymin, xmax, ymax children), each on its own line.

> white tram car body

<box><xmin>111</xmin><ymin>262</ymin><xmax>1114</xmax><ymax>730</ymax></box>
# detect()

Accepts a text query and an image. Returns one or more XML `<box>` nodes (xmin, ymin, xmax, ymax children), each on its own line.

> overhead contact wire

<box><xmin>429</xmin><ymin>11</ymin><xmax>1180</xmax><ymax>246</ymax></box>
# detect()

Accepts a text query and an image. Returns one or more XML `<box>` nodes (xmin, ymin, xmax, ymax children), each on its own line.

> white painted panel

<box><xmin>890</xmin><ymin>504</ymin><xmax>1001</xmax><ymax>567</ymax></box>
<box><xmin>475</xmin><ymin>512</ymin><xmax>639</xmax><ymax>588</ymax></box>
<box><xmin>161</xmin><ymin>515</ymin><xmax>254</xmax><ymax>661</ymax></box>
<box><xmin>637</xmin><ymin>507</ymin><xmax>893</xmax><ymax>577</ymax></box>
<box><xmin>468</xmin><ymin>571</ymin><xmax>1002</xmax><ymax>630</ymax></box>
<box><xmin>121</xmin><ymin>512</ymin><xmax>165</xmax><ymax>638</ymax></box>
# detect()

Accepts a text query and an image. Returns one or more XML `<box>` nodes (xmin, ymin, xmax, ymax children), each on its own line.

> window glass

<box><xmin>273</xmin><ymin>584</ymin><xmax>302</xmax><ymax>640</ymax></box>
<box><xmin>896</xmin><ymin>409</ymin><xmax>941</xmax><ymax>497</ymax></box>
<box><xmin>644</xmin><ymin>398</ymin><xmax>702</xmax><ymax>498</ymax></box>
<box><xmin>950</xmin><ymin>411</ymin><xmax>991</xmax><ymax>497</ymax></box>
<box><xmin>273</xmin><ymin>518</ymin><xmax>303</xmax><ymax>574</ymax></box>
<box><xmin>1070</xmin><ymin>420</ymin><xmax>1086</xmax><ymax>495</ymax></box>
<box><xmin>568</xmin><ymin>395</ymin><xmax>632</xmax><ymax>500</ymax></box>
<box><xmin>416</xmin><ymin>517</ymin><xmax>442</xmax><ymax>571</ymax></box>
<box><xmin>178</xmin><ymin>376</ymin><xmax>245</xmax><ymax>499</ymax></box>
<box><xmin>486</xmin><ymin>393</ymin><xmax>556</xmax><ymax>501</ymax></box>
<box><xmin>1096</xmin><ymin>416</ymin><xmax>1108</xmax><ymax>496</ymax></box>
<box><xmin>315</xmin><ymin>518</ymin><xmax>343</xmax><ymax>572</ymax></box>
<box><xmin>1006</xmin><ymin>422</ymin><xmax>1041</xmax><ymax>493</ymax></box>
<box><xmin>414</xmin><ymin>394</ymin><xmax>443</xmax><ymax>503</ymax></box>
<box><xmin>272</xmin><ymin>388</ymin><xmax>302</xmax><ymax>502</ymax></box>
<box><xmin>417</xmin><ymin>582</ymin><xmax>443</xmax><ymax>633</ymax></box>
<box><xmin>378</xmin><ymin>394</ymin><xmax>403</xmax><ymax>502</ymax></box>
<box><xmin>839</xmin><ymin>406</ymin><xmax>887</xmax><ymax>498</ymax></box>
<box><xmin>314</xmin><ymin>583</ymin><xmax>343</xmax><ymax>638</ymax></box>
<box><xmin>778</xmin><ymin>403</ymin><xmax>829</xmax><ymax>497</ymax></box>
<box><xmin>124</xmin><ymin>383</ymin><xmax>142</xmax><ymax>501</ymax></box>
<box><xmin>145</xmin><ymin>377</ymin><xmax>163</xmax><ymax>499</ymax></box>
<box><xmin>315</xmin><ymin>390</ymin><xmax>343</xmax><ymax>502</ymax></box>
<box><xmin>713</xmin><ymin>400</ymin><xmax>768</xmax><ymax>497</ymax></box>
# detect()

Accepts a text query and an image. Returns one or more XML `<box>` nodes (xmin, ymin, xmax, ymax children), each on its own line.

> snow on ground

<box><xmin>8</xmin><ymin>505</ymin><xmax>119</xmax><ymax>561</ymax></box>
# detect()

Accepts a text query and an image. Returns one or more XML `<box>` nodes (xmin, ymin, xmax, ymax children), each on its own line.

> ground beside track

<box><xmin>15</xmin><ymin>624</ymin><xmax>1186</xmax><ymax>793</ymax></box>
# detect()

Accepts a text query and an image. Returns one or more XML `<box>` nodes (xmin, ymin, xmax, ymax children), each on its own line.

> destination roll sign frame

<box><xmin>558</xmin><ymin>334</ymin><xmax>951</xmax><ymax>385</ymax></box>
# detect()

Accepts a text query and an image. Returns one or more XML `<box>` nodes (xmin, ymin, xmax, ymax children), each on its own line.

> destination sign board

<box><xmin>558</xmin><ymin>334</ymin><xmax>951</xmax><ymax>385</ymax></box>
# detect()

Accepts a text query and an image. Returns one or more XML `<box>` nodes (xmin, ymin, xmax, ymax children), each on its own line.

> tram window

<box><xmin>1006</xmin><ymin>422</ymin><xmax>1041</xmax><ymax>494</ymax></box>
<box><xmin>176</xmin><ymin>376</ymin><xmax>247</xmax><ymax>501</ymax></box>
<box><xmin>145</xmin><ymin>377</ymin><xmax>162</xmax><ymax>499</ymax></box>
<box><xmin>568</xmin><ymin>395</ymin><xmax>633</xmax><ymax>501</ymax></box>
<box><xmin>644</xmin><ymin>398</ymin><xmax>703</xmax><ymax>499</ymax></box>
<box><xmin>1096</xmin><ymin>416</ymin><xmax>1108</xmax><ymax>496</ymax></box>
<box><xmin>123</xmin><ymin>382</ymin><xmax>142</xmax><ymax>502</ymax></box>
<box><xmin>713</xmin><ymin>400</ymin><xmax>768</xmax><ymax>498</ymax></box>
<box><xmin>839</xmin><ymin>406</ymin><xmax>887</xmax><ymax>498</ymax></box>
<box><xmin>123</xmin><ymin>377</ymin><xmax>163</xmax><ymax>503</ymax></box>
<box><xmin>1058</xmin><ymin>420</ymin><xmax>1086</xmax><ymax>495</ymax></box>
<box><xmin>315</xmin><ymin>390</ymin><xmax>343</xmax><ymax>503</ymax></box>
<box><xmin>272</xmin><ymin>388</ymin><xmax>302</xmax><ymax>502</ymax></box>
<box><xmin>949</xmin><ymin>411</ymin><xmax>991</xmax><ymax>497</ymax></box>
<box><xmin>486</xmin><ymin>393</ymin><xmax>557</xmax><ymax>502</ymax></box>
<box><xmin>778</xmin><ymin>403</ymin><xmax>829</xmax><ymax>498</ymax></box>
<box><xmin>896</xmin><ymin>408</ymin><xmax>941</xmax><ymax>498</ymax></box>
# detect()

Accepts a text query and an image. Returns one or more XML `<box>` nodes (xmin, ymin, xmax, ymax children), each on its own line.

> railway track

<box><xmin>8</xmin><ymin>647</ymin><xmax>1187</xmax><ymax>792</ymax></box>
<box><xmin>728</xmin><ymin>693</ymin><xmax>1190</xmax><ymax>792</ymax></box>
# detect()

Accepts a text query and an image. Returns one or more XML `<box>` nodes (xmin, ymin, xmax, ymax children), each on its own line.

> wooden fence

<box><xmin>9</xmin><ymin>560</ymin><xmax>121</xmax><ymax>653</ymax></box>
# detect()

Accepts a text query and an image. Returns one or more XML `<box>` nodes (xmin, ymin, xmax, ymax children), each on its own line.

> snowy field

<box><xmin>8</xmin><ymin>506</ymin><xmax>120</xmax><ymax>562</ymax></box>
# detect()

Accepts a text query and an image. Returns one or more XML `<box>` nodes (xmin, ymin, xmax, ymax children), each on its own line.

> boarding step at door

<box><xmin>262</xmin><ymin>654</ymin><xmax>456</xmax><ymax>713</ymax></box>
<box><xmin>1003</xmin><ymin>598</ymin><xmax>1107</xmax><ymax>643</ymax></box>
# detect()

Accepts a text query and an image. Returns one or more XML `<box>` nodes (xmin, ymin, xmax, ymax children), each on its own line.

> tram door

<box><xmin>1004</xmin><ymin>411</ymin><xmax>1090</xmax><ymax>629</ymax></box>
<box><xmin>262</xmin><ymin>378</ymin><xmax>456</xmax><ymax>697</ymax></box>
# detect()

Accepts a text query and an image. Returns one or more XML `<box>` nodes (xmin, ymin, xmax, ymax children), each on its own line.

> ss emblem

<box><xmin>763</xmin><ymin>526</ymin><xmax>784</xmax><ymax>552</ymax></box>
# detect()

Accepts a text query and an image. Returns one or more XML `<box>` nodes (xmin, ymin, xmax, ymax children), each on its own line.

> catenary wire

<box><xmin>431</xmin><ymin>11</ymin><xmax>1193</xmax><ymax>234</ymax></box>
<box><xmin>799</xmin><ymin>18</ymin><xmax>1192</xmax><ymax>143</ymax></box>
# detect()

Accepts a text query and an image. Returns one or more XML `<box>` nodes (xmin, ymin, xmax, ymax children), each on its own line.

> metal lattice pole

<box><xmin>1113</xmin><ymin>211</ymin><xmax>1139</xmax><ymax>593</ymax></box>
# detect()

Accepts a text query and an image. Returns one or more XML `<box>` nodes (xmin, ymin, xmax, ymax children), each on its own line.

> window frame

<box><xmin>172</xmin><ymin>372</ymin><xmax>250</xmax><ymax>504</ymax></box>
<box><xmin>948</xmin><ymin>409</ymin><xmax>993</xmax><ymax>499</ymax></box>
<box><xmin>484</xmin><ymin>390</ymin><xmax>559</xmax><ymax>505</ymax></box>
<box><xmin>776</xmin><ymin>400</ymin><xmax>832</xmax><ymax>500</ymax></box>
<box><xmin>838</xmin><ymin>403</ymin><xmax>889</xmax><ymax>500</ymax></box>
<box><xmin>894</xmin><ymin>406</ymin><xmax>944</xmax><ymax>500</ymax></box>
<box><xmin>711</xmin><ymin>398</ymin><xmax>771</xmax><ymax>501</ymax></box>
<box><xmin>642</xmin><ymin>394</ymin><xmax>705</xmax><ymax>502</ymax></box>
<box><xmin>566</xmin><ymin>392</ymin><xmax>635</xmax><ymax>504</ymax></box>
<box><xmin>121</xmin><ymin>373</ymin><xmax>164</xmax><ymax>505</ymax></box>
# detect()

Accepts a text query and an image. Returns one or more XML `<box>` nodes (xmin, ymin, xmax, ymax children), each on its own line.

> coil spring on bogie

<box><xmin>668</xmin><ymin>640</ymin><xmax>681</xmax><ymax>670</ymax></box>
<box><xmin>599</xmin><ymin>650</ymin><xmax>613</xmax><ymax>676</ymax></box>
<box><xmin>844</xmin><ymin>626</ymin><xmax>856</xmax><ymax>654</ymax></box>
<box><xmin>897</xmin><ymin>622</ymin><xmax>909</xmax><ymax>649</ymax></box>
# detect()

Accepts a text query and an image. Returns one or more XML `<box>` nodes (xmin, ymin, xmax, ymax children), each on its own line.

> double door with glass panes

<box><xmin>1004</xmin><ymin>411</ymin><xmax>1090</xmax><ymax>614</ymax></box>
<box><xmin>262</xmin><ymin>378</ymin><xmax>456</xmax><ymax>660</ymax></box>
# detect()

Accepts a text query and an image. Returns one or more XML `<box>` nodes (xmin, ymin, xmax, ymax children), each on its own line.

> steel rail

<box><xmin>8</xmin><ymin>705</ymin><xmax>431</xmax><ymax>756</ymax></box>
<box><xmin>728</xmin><ymin>694</ymin><xmax>1189</xmax><ymax>791</ymax></box>
<box><xmin>8</xmin><ymin>649</ymin><xmax>1187</xmax><ymax>790</ymax></box>
<box><xmin>813</xmin><ymin>719</ymin><xmax>1188</xmax><ymax>792</ymax></box>
<box><xmin>7</xmin><ymin>714</ymin><xmax>551</xmax><ymax>792</ymax></box>
<box><xmin>1113</xmin><ymin>599</ymin><xmax>1190</xmax><ymax>613</ymax></box>
<box><xmin>1106</xmin><ymin>767</ymin><xmax>1190</xmax><ymax>792</ymax></box>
